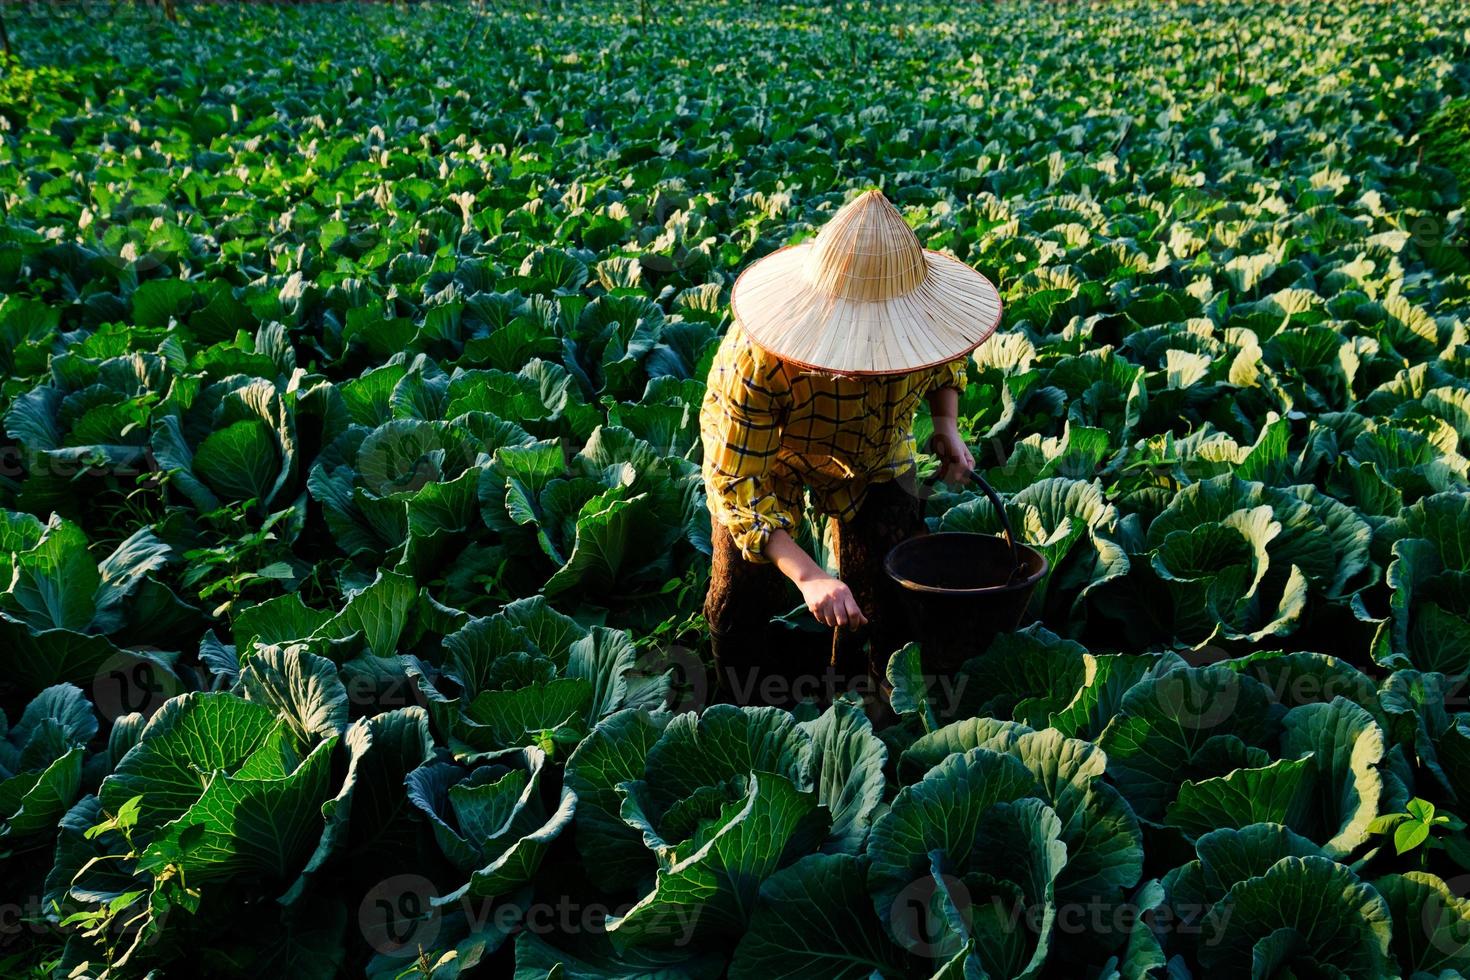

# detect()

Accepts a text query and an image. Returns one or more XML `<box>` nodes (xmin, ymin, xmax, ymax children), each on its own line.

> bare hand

<box><xmin>798</xmin><ymin>575</ymin><xmax>868</xmax><ymax>629</ymax></box>
<box><xmin>928</xmin><ymin>426</ymin><xmax>976</xmax><ymax>483</ymax></box>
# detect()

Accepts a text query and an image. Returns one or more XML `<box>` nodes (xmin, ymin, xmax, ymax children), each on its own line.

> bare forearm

<box><xmin>764</xmin><ymin>529</ymin><xmax>825</xmax><ymax>585</ymax></box>
<box><xmin>764</xmin><ymin>529</ymin><xmax>868</xmax><ymax>627</ymax></box>
<box><xmin>925</xmin><ymin>386</ymin><xmax>974</xmax><ymax>481</ymax></box>
<box><xmin>926</xmin><ymin>386</ymin><xmax>960</xmax><ymax>430</ymax></box>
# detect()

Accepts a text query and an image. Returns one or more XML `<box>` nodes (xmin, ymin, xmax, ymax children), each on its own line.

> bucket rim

<box><xmin>883</xmin><ymin>531</ymin><xmax>1050</xmax><ymax>596</ymax></box>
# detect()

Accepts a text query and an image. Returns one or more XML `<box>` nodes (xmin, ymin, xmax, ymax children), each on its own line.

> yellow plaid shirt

<box><xmin>699</xmin><ymin>326</ymin><xmax>968</xmax><ymax>562</ymax></box>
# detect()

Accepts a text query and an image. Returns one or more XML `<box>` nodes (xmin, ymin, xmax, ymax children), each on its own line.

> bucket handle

<box><xmin>924</xmin><ymin>466</ymin><xmax>1023</xmax><ymax>582</ymax></box>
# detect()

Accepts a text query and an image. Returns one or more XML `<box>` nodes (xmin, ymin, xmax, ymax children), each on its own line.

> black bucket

<box><xmin>883</xmin><ymin>470</ymin><xmax>1048</xmax><ymax>674</ymax></box>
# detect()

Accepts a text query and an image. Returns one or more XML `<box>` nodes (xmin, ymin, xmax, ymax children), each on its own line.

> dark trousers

<box><xmin>703</xmin><ymin>472</ymin><xmax>924</xmax><ymax>705</ymax></box>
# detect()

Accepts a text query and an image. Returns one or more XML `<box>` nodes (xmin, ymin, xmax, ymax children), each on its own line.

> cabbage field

<box><xmin>2</xmin><ymin>0</ymin><xmax>1470</xmax><ymax>976</ymax></box>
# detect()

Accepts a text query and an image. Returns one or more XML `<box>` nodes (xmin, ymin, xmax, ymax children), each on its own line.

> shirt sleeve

<box><xmin>699</xmin><ymin>330</ymin><xmax>796</xmax><ymax>563</ymax></box>
<box><xmin>922</xmin><ymin>354</ymin><xmax>969</xmax><ymax>396</ymax></box>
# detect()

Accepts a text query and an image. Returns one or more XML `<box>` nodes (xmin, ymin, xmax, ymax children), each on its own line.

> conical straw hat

<box><xmin>729</xmin><ymin>189</ymin><xmax>1003</xmax><ymax>376</ymax></box>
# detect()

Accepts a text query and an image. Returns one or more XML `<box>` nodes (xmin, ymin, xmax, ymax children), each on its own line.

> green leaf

<box><xmin>409</xmin><ymin>747</ymin><xmax>577</xmax><ymax>903</ymax></box>
<box><xmin>607</xmin><ymin>771</ymin><xmax>828</xmax><ymax>945</ymax></box>
<box><xmin>317</xmin><ymin>569</ymin><xmax>420</xmax><ymax>658</ymax></box>
<box><xmin>0</xmin><ymin>746</ymin><xmax>83</xmax><ymax>841</ymax></box>
<box><xmin>98</xmin><ymin>692</ymin><xmax>284</xmax><ymax>838</ymax></box>
<box><xmin>1395</xmin><ymin>819</ymin><xmax>1431</xmax><ymax>854</ymax></box>
<box><xmin>139</xmin><ymin>735</ymin><xmax>337</xmax><ymax>880</ymax></box>
<box><xmin>1164</xmin><ymin>756</ymin><xmax>1318</xmax><ymax>840</ymax></box>
<box><xmin>4</xmin><ymin>517</ymin><xmax>100</xmax><ymax>632</ymax></box>
<box><xmin>101</xmin><ymin>693</ymin><xmax>340</xmax><ymax>881</ymax></box>
<box><xmin>1280</xmin><ymin>698</ymin><xmax>1398</xmax><ymax>858</ymax></box>
<box><xmin>1200</xmin><ymin>856</ymin><xmax>1392</xmax><ymax>977</ymax></box>
<box><xmin>798</xmin><ymin>699</ymin><xmax>887</xmax><ymax>854</ymax></box>
<box><xmin>958</xmin><ymin>624</ymin><xmax>1088</xmax><ymax>725</ymax></box>
<box><xmin>1097</xmin><ymin>663</ymin><xmax>1278</xmax><ymax>820</ymax></box>
<box><xmin>541</xmin><ymin>491</ymin><xmax>673</xmax><ymax>598</ymax></box>
<box><xmin>239</xmin><ymin>644</ymin><xmax>349</xmax><ymax>748</ymax></box>
<box><xmin>461</xmin><ymin>678</ymin><xmax>594</xmax><ymax>752</ymax></box>
<box><xmin>566</xmin><ymin>626</ymin><xmax>669</xmax><ymax>723</ymax></box>
<box><xmin>955</xmin><ymin>797</ymin><xmax>1068</xmax><ymax>979</ymax></box>
<box><xmin>233</xmin><ymin>592</ymin><xmax>336</xmax><ymax>656</ymax></box>
<box><xmin>132</xmin><ymin>279</ymin><xmax>197</xmax><ymax>326</ymax></box>
<box><xmin>729</xmin><ymin>853</ymin><xmax>908</xmax><ymax>979</ymax></box>
<box><xmin>943</xmin><ymin>730</ymin><xmax>1138</xmax><ymax>966</ymax></box>
<box><xmin>0</xmin><ymin>615</ymin><xmax>178</xmax><ymax>702</ymax></box>
<box><xmin>899</xmin><ymin>717</ymin><xmax>1034</xmax><ymax>785</ymax></box>
<box><xmin>192</xmin><ymin>419</ymin><xmax>281</xmax><ymax>503</ymax></box>
<box><xmin>1408</xmin><ymin>798</ymin><xmax>1438</xmax><ymax>822</ymax></box>
<box><xmin>886</xmin><ymin>643</ymin><xmax>939</xmax><ymax>733</ymax></box>
<box><xmin>498</xmin><ymin>595</ymin><xmax>589</xmax><ymax>664</ymax></box>
<box><xmin>1048</xmin><ymin>653</ymin><xmax>1162</xmax><ymax>741</ymax></box>
<box><xmin>91</xmin><ymin>527</ymin><xmax>172</xmax><ymax>629</ymax></box>
<box><xmin>866</xmin><ymin>749</ymin><xmax>1047</xmax><ymax>955</ymax></box>
<box><xmin>1377</xmin><ymin>872</ymin><xmax>1470</xmax><ymax>975</ymax></box>
<box><xmin>286</xmin><ymin>706</ymin><xmax>436</xmax><ymax>904</ymax></box>
<box><xmin>563</xmin><ymin>709</ymin><xmax>668</xmax><ymax>891</ymax></box>
<box><xmin>511</xmin><ymin>930</ymin><xmax>720</xmax><ymax>980</ymax></box>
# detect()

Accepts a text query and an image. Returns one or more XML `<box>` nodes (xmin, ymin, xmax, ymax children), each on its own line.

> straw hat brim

<box><xmin>729</xmin><ymin>243</ymin><xmax>1004</xmax><ymax>376</ymax></box>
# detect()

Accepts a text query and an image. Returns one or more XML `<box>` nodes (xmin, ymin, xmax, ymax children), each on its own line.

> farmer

<box><xmin>700</xmin><ymin>189</ymin><xmax>1004</xmax><ymax>702</ymax></box>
